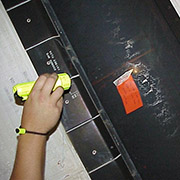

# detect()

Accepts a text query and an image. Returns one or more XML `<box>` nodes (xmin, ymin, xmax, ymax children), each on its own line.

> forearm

<box><xmin>10</xmin><ymin>73</ymin><xmax>64</xmax><ymax>179</ymax></box>
<box><xmin>10</xmin><ymin>134</ymin><xmax>47</xmax><ymax>180</ymax></box>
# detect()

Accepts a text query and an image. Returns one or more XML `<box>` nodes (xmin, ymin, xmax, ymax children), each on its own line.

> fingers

<box><xmin>31</xmin><ymin>73</ymin><xmax>49</xmax><ymax>92</ymax></box>
<box><xmin>31</xmin><ymin>73</ymin><xmax>64</xmax><ymax>105</ymax></box>
<box><xmin>51</xmin><ymin>86</ymin><xmax>64</xmax><ymax>103</ymax></box>
<box><xmin>57</xmin><ymin>96</ymin><xmax>63</xmax><ymax>109</ymax></box>
<box><xmin>41</xmin><ymin>73</ymin><xmax>58</xmax><ymax>95</ymax></box>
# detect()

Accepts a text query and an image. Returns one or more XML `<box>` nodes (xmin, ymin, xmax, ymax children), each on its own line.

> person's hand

<box><xmin>21</xmin><ymin>73</ymin><xmax>64</xmax><ymax>134</ymax></box>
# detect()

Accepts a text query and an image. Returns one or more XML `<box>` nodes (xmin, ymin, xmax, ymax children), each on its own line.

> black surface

<box><xmin>155</xmin><ymin>0</ymin><xmax>180</xmax><ymax>42</ymax></box>
<box><xmin>1</xmin><ymin>0</ymin><xmax>26</xmax><ymax>9</ymax></box>
<box><xmin>50</xmin><ymin>0</ymin><xmax>180</xmax><ymax>179</ymax></box>
<box><xmin>62</xmin><ymin>77</ymin><xmax>98</xmax><ymax>131</ymax></box>
<box><xmin>90</xmin><ymin>157</ymin><xmax>133</xmax><ymax>180</ymax></box>
<box><xmin>28</xmin><ymin>38</ymin><xmax>78</xmax><ymax>77</ymax></box>
<box><xmin>28</xmin><ymin>37</ymin><xmax>98</xmax><ymax>131</ymax></box>
<box><xmin>68</xmin><ymin>118</ymin><xmax>120</xmax><ymax>172</ymax></box>
<box><xmin>8</xmin><ymin>0</ymin><xmax>57</xmax><ymax>49</ymax></box>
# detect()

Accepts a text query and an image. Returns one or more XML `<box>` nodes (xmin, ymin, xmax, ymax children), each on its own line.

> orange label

<box><xmin>116</xmin><ymin>75</ymin><xmax>143</xmax><ymax>114</ymax></box>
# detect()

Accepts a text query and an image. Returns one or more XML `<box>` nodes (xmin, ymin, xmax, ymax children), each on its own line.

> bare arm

<box><xmin>10</xmin><ymin>73</ymin><xmax>64</xmax><ymax>180</ymax></box>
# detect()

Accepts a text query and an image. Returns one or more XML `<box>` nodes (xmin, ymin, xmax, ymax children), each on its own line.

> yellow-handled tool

<box><xmin>13</xmin><ymin>73</ymin><xmax>71</xmax><ymax>101</ymax></box>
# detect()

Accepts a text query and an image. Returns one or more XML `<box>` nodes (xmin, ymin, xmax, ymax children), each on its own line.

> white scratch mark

<box><xmin>142</xmin><ymin>79</ymin><xmax>148</xmax><ymax>84</ymax></box>
<box><xmin>111</xmin><ymin>25</ymin><xmax>121</xmax><ymax>38</ymax></box>
<box><xmin>170</xmin><ymin>126</ymin><xmax>179</xmax><ymax>137</ymax></box>
<box><xmin>126</xmin><ymin>62</ymin><xmax>177</xmax><ymax>137</ymax></box>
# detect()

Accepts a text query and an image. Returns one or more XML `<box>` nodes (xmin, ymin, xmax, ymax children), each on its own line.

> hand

<box><xmin>21</xmin><ymin>73</ymin><xmax>64</xmax><ymax>134</ymax></box>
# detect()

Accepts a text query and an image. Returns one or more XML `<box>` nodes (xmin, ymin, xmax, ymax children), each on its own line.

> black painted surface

<box><xmin>68</xmin><ymin>118</ymin><xmax>120</xmax><ymax>172</ymax></box>
<box><xmin>50</xmin><ymin>0</ymin><xmax>180</xmax><ymax>179</ymax></box>
<box><xmin>62</xmin><ymin>78</ymin><xmax>98</xmax><ymax>131</ymax></box>
<box><xmin>155</xmin><ymin>0</ymin><xmax>180</xmax><ymax>42</ymax></box>
<box><xmin>90</xmin><ymin>157</ymin><xmax>133</xmax><ymax>180</ymax></box>
<box><xmin>8</xmin><ymin>0</ymin><xmax>57</xmax><ymax>49</ymax></box>
<box><xmin>1</xmin><ymin>0</ymin><xmax>26</xmax><ymax>9</ymax></box>
<box><xmin>28</xmin><ymin>38</ymin><xmax>78</xmax><ymax>77</ymax></box>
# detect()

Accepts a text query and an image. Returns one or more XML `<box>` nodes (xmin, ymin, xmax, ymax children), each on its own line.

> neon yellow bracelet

<box><xmin>15</xmin><ymin>127</ymin><xmax>48</xmax><ymax>136</ymax></box>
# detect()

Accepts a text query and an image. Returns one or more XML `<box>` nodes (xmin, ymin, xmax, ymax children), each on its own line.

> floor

<box><xmin>0</xmin><ymin>1</ymin><xmax>90</xmax><ymax>179</ymax></box>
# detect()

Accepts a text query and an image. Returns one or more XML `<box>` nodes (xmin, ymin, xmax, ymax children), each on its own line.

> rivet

<box><xmin>26</xmin><ymin>18</ymin><xmax>31</xmax><ymax>23</ymax></box>
<box><xmin>92</xmin><ymin>150</ymin><xmax>97</xmax><ymax>155</ymax></box>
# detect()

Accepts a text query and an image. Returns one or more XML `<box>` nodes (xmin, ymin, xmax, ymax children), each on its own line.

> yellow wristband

<box><xmin>15</xmin><ymin>127</ymin><xmax>26</xmax><ymax>134</ymax></box>
<box><xmin>15</xmin><ymin>127</ymin><xmax>48</xmax><ymax>136</ymax></box>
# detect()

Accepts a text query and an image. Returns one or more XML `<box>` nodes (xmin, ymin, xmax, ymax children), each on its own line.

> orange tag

<box><xmin>113</xmin><ymin>70</ymin><xmax>143</xmax><ymax>114</ymax></box>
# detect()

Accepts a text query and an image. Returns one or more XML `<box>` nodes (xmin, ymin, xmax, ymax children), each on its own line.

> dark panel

<box><xmin>90</xmin><ymin>157</ymin><xmax>133</xmax><ymax>180</ymax></box>
<box><xmin>1</xmin><ymin>0</ymin><xmax>26</xmax><ymax>9</ymax></box>
<box><xmin>155</xmin><ymin>0</ymin><xmax>180</xmax><ymax>42</ymax></box>
<box><xmin>28</xmin><ymin>39</ymin><xmax>98</xmax><ymax>131</ymax></box>
<box><xmin>28</xmin><ymin>38</ymin><xmax>78</xmax><ymax>76</ymax></box>
<box><xmin>62</xmin><ymin>78</ymin><xmax>98</xmax><ymax>131</ymax></box>
<box><xmin>68</xmin><ymin>118</ymin><xmax>120</xmax><ymax>172</ymax></box>
<box><xmin>50</xmin><ymin>0</ymin><xmax>180</xmax><ymax>179</ymax></box>
<box><xmin>8</xmin><ymin>0</ymin><xmax>57</xmax><ymax>49</ymax></box>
